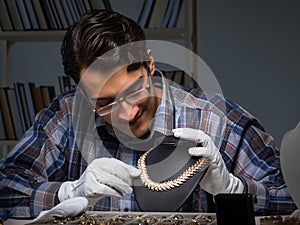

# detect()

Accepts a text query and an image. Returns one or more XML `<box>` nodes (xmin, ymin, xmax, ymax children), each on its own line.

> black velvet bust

<box><xmin>133</xmin><ymin>136</ymin><xmax>210</xmax><ymax>212</ymax></box>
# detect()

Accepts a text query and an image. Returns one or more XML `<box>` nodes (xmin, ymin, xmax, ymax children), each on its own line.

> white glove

<box><xmin>29</xmin><ymin>197</ymin><xmax>88</xmax><ymax>224</ymax></box>
<box><xmin>58</xmin><ymin>157</ymin><xmax>141</xmax><ymax>206</ymax></box>
<box><xmin>173</xmin><ymin>128</ymin><xmax>244</xmax><ymax>196</ymax></box>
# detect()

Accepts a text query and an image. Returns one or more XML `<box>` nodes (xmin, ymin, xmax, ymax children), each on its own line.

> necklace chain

<box><xmin>137</xmin><ymin>149</ymin><xmax>209</xmax><ymax>191</ymax></box>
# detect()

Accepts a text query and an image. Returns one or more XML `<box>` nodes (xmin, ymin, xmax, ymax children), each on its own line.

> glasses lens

<box><xmin>126</xmin><ymin>87</ymin><xmax>149</xmax><ymax>103</ymax></box>
<box><xmin>97</xmin><ymin>102</ymin><xmax>118</xmax><ymax>116</ymax></box>
<box><xmin>96</xmin><ymin>76</ymin><xmax>150</xmax><ymax>116</ymax></box>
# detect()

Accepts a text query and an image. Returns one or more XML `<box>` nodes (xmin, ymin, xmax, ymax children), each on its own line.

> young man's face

<box><xmin>81</xmin><ymin>63</ymin><xmax>162</xmax><ymax>138</ymax></box>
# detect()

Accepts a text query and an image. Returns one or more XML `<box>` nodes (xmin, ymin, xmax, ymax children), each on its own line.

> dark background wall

<box><xmin>198</xmin><ymin>0</ymin><xmax>300</xmax><ymax>146</ymax></box>
<box><xmin>0</xmin><ymin>0</ymin><xmax>299</xmax><ymax>146</ymax></box>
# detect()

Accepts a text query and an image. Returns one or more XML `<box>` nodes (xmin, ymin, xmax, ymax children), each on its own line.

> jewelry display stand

<box><xmin>133</xmin><ymin>136</ymin><xmax>210</xmax><ymax>212</ymax></box>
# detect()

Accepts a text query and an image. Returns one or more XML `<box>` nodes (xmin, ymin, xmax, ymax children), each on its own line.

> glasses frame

<box><xmin>94</xmin><ymin>75</ymin><xmax>151</xmax><ymax>116</ymax></box>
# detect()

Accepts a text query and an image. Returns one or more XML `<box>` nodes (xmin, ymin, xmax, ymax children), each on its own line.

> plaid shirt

<box><xmin>0</xmin><ymin>71</ymin><xmax>297</xmax><ymax>218</ymax></box>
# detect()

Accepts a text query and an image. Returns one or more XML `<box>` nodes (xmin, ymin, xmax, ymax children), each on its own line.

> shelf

<box><xmin>0</xmin><ymin>30</ymin><xmax>66</xmax><ymax>42</ymax></box>
<box><xmin>0</xmin><ymin>140</ymin><xmax>18</xmax><ymax>146</ymax></box>
<box><xmin>0</xmin><ymin>28</ymin><xmax>185</xmax><ymax>42</ymax></box>
<box><xmin>145</xmin><ymin>28</ymin><xmax>185</xmax><ymax>40</ymax></box>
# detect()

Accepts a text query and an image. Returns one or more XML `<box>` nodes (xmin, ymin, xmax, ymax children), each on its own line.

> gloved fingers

<box><xmin>86</xmin><ymin>170</ymin><xmax>134</xmax><ymax>195</ymax></box>
<box><xmin>105</xmin><ymin>158</ymin><xmax>141</xmax><ymax>177</ymax></box>
<box><xmin>78</xmin><ymin>172</ymin><xmax>124</xmax><ymax>198</ymax></box>
<box><xmin>90</xmin><ymin>158</ymin><xmax>140</xmax><ymax>181</ymax></box>
<box><xmin>85</xmin><ymin>182</ymin><xmax>123</xmax><ymax>199</ymax></box>
<box><xmin>31</xmin><ymin>197</ymin><xmax>88</xmax><ymax>223</ymax></box>
<box><xmin>172</xmin><ymin>128</ymin><xmax>198</xmax><ymax>141</ymax></box>
<box><xmin>188</xmin><ymin>146</ymin><xmax>214</xmax><ymax>159</ymax></box>
<box><xmin>127</xmin><ymin>164</ymin><xmax>141</xmax><ymax>177</ymax></box>
<box><xmin>50</xmin><ymin>197</ymin><xmax>88</xmax><ymax>217</ymax></box>
<box><xmin>172</xmin><ymin>128</ymin><xmax>209</xmax><ymax>144</ymax></box>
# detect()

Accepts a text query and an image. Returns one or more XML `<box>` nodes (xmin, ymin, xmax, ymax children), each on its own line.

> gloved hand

<box><xmin>173</xmin><ymin>128</ymin><xmax>244</xmax><ymax>196</ymax></box>
<box><xmin>58</xmin><ymin>157</ymin><xmax>141</xmax><ymax>206</ymax></box>
<box><xmin>30</xmin><ymin>197</ymin><xmax>88</xmax><ymax>224</ymax></box>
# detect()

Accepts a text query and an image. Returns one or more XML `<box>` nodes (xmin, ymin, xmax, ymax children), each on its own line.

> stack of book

<box><xmin>0</xmin><ymin>82</ymin><xmax>55</xmax><ymax>140</ymax></box>
<box><xmin>0</xmin><ymin>0</ymin><xmax>183</xmax><ymax>31</ymax></box>
<box><xmin>0</xmin><ymin>0</ymin><xmax>112</xmax><ymax>31</ymax></box>
<box><xmin>137</xmin><ymin>0</ymin><xmax>183</xmax><ymax>28</ymax></box>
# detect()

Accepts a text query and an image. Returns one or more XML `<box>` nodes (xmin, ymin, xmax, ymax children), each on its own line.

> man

<box><xmin>0</xmin><ymin>9</ymin><xmax>297</xmax><ymax>218</ymax></box>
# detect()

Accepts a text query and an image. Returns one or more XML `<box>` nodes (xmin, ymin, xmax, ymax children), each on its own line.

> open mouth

<box><xmin>129</xmin><ymin>111</ymin><xmax>143</xmax><ymax>127</ymax></box>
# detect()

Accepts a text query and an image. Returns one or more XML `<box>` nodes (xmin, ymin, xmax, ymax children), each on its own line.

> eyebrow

<box><xmin>91</xmin><ymin>96</ymin><xmax>114</xmax><ymax>101</ymax></box>
<box><xmin>90</xmin><ymin>75</ymin><xmax>146</xmax><ymax>101</ymax></box>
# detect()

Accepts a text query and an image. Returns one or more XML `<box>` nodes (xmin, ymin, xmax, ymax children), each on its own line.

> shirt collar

<box><xmin>151</xmin><ymin>70</ymin><xmax>174</xmax><ymax>136</ymax></box>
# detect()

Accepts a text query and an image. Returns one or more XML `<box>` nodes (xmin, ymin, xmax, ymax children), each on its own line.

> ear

<box><xmin>146</xmin><ymin>49</ymin><xmax>156</xmax><ymax>76</ymax></box>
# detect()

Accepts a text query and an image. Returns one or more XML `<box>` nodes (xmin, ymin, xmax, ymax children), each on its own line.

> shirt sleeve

<box><xmin>233</xmin><ymin>124</ymin><xmax>297</xmax><ymax>215</ymax></box>
<box><xmin>0</xmin><ymin>101</ymin><xmax>70</xmax><ymax>218</ymax></box>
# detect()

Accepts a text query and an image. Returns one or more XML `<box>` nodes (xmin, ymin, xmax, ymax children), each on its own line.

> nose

<box><xmin>117</xmin><ymin>100</ymin><xmax>139</xmax><ymax>121</ymax></box>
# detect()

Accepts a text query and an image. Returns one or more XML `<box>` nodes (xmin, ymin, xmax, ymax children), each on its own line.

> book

<box><xmin>13</xmin><ymin>82</ymin><xmax>31</xmax><ymax>130</ymax></box>
<box><xmin>60</xmin><ymin>0</ymin><xmax>75</xmax><ymax>26</ymax></box>
<box><xmin>103</xmin><ymin>0</ymin><xmax>112</xmax><ymax>10</ymax></box>
<box><xmin>89</xmin><ymin>0</ymin><xmax>106</xmax><ymax>10</ymax></box>
<box><xmin>0</xmin><ymin>0</ymin><xmax>13</xmax><ymax>31</ymax></box>
<box><xmin>161</xmin><ymin>0</ymin><xmax>174</xmax><ymax>28</ymax></box>
<box><xmin>167</xmin><ymin>0</ymin><xmax>182</xmax><ymax>28</ymax></box>
<box><xmin>0</xmin><ymin>106</ymin><xmax>6</xmax><ymax>139</ymax></box>
<box><xmin>41</xmin><ymin>86</ymin><xmax>51</xmax><ymax>107</ymax></box>
<box><xmin>15</xmin><ymin>0</ymin><xmax>32</xmax><ymax>30</ymax></box>
<box><xmin>49</xmin><ymin>0</ymin><xmax>63</xmax><ymax>29</ymax></box>
<box><xmin>24</xmin><ymin>82</ymin><xmax>36</xmax><ymax>126</ymax></box>
<box><xmin>13</xmin><ymin>83</ymin><xmax>27</xmax><ymax>133</ymax></box>
<box><xmin>72</xmin><ymin>0</ymin><xmax>81</xmax><ymax>19</ymax></box>
<box><xmin>82</xmin><ymin>0</ymin><xmax>92</xmax><ymax>11</ymax></box>
<box><xmin>47</xmin><ymin>86</ymin><xmax>56</xmax><ymax>101</ymax></box>
<box><xmin>6</xmin><ymin>88</ymin><xmax>24</xmax><ymax>139</ymax></box>
<box><xmin>53</xmin><ymin>0</ymin><xmax>69</xmax><ymax>29</ymax></box>
<box><xmin>137</xmin><ymin>0</ymin><xmax>154</xmax><ymax>28</ymax></box>
<box><xmin>67</xmin><ymin>0</ymin><xmax>80</xmax><ymax>22</ymax></box>
<box><xmin>146</xmin><ymin>0</ymin><xmax>161</xmax><ymax>28</ymax></box>
<box><xmin>40</xmin><ymin>0</ymin><xmax>58</xmax><ymax>29</ymax></box>
<box><xmin>147</xmin><ymin>0</ymin><xmax>169</xmax><ymax>28</ymax></box>
<box><xmin>31</xmin><ymin>86</ymin><xmax>44</xmax><ymax>114</ymax></box>
<box><xmin>75</xmin><ymin>0</ymin><xmax>87</xmax><ymax>16</ymax></box>
<box><xmin>153</xmin><ymin>0</ymin><xmax>169</xmax><ymax>28</ymax></box>
<box><xmin>0</xmin><ymin>88</ymin><xmax>15</xmax><ymax>140</ymax></box>
<box><xmin>24</xmin><ymin>0</ymin><xmax>39</xmax><ymax>29</ymax></box>
<box><xmin>41</xmin><ymin>85</ymin><xmax>56</xmax><ymax>107</ymax></box>
<box><xmin>32</xmin><ymin>0</ymin><xmax>48</xmax><ymax>29</ymax></box>
<box><xmin>5</xmin><ymin>0</ymin><xmax>24</xmax><ymax>30</ymax></box>
<box><xmin>175</xmin><ymin>0</ymin><xmax>184</xmax><ymax>27</ymax></box>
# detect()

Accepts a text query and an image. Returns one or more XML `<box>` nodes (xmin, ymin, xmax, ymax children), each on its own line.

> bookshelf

<box><xmin>0</xmin><ymin>0</ymin><xmax>199</xmax><ymax>150</ymax></box>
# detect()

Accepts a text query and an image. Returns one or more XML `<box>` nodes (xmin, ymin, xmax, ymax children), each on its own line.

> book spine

<box><xmin>5</xmin><ymin>0</ymin><xmax>24</xmax><ymax>30</ymax></box>
<box><xmin>6</xmin><ymin>88</ymin><xmax>24</xmax><ymax>139</ymax></box>
<box><xmin>0</xmin><ymin>0</ymin><xmax>14</xmax><ymax>31</ymax></box>
<box><xmin>13</xmin><ymin>83</ymin><xmax>27</xmax><ymax>133</ymax></box>
<box><xmin>0</xmin><ymin>88</ymin><xmax>16</xmax><ymax>140</ymax></box>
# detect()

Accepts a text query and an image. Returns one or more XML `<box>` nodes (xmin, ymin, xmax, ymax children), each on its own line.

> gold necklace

<box><xmin>137</xmin><ymin>149</ymin><xmax>209</xmax><ymax>191</ymax></box>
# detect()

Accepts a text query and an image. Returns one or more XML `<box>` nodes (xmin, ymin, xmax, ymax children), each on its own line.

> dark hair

<box><xmin>61</xmin><ymin>9</ymin><xmax>146</xmax><ymax>84</ymax></box>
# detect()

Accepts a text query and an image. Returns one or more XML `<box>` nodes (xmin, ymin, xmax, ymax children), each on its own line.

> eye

<box><xmin>122</xmin><ymin>78</ymin><xmax>144</xmax><ymax>95</ymax></box>
<box><xmin>96</xmin><ymin>98</ymin><xmax>115</xmax><ymax>108</ymax></box>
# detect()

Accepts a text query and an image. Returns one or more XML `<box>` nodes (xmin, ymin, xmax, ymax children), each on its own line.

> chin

<box><xmin>130</xmin><ymin>125</ymin><xmax>150</xmax><ymax>139</ymax></box>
